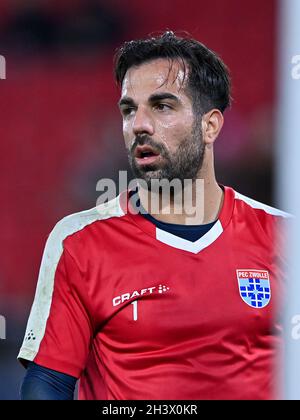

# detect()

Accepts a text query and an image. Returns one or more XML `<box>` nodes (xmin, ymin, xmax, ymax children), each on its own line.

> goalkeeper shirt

<box><xmin>18</xmin><ymin>186</ymin><xmax>289</xmax><ymax>400</ymax></box>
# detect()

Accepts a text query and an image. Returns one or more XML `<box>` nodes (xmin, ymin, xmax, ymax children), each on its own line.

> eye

<box><xmin>155</xmin><ymin>103</ymin><xmax>172</xmax><ymax>112</ymax></box>
<box><xmin>121</xmin><ymin>107</ymin><xmax>135</xmax><ymax>117</ymax></box>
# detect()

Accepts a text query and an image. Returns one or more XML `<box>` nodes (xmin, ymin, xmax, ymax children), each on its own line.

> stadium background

<box><xmin>0</xmin><ymin>0</ymin><xmax>278</xmax><ymax>399</ymax></box>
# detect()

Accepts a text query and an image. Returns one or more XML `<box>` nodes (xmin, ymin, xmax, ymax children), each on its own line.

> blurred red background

<box><xmin>0</xmin><ymin>0</ymin><xmax>277</xmax><ymax>398</ymax></box>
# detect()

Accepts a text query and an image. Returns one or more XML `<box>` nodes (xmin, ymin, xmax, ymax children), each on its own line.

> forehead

<box><xmin>121</xmin><ymin>58</ymin><xmax>190</xmax><ymax>99</ymax></box>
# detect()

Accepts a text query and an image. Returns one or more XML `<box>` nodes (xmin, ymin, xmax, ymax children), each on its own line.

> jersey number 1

<box><xmin>131</xmin><ymin>300</ymin><xmax>138</xmax><ymax>321</ymax></box>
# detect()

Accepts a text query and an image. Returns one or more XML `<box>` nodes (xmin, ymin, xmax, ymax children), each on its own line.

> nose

<box><xmin>132</xmin><ymin>106</ymin><xmax>155</xmax><ymax>137</ymax></box>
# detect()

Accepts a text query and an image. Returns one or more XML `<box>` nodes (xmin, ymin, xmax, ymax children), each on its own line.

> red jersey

<box><xmin>18</xmin><ymin>186</ymin><xmax>289</xmax><ymax>399</ymax></box>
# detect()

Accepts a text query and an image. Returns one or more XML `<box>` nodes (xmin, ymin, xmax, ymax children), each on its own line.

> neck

<box><xmin>137</xmin><ymin>156</ymin><xmax>223</xmax><ymax>226</ymax></box>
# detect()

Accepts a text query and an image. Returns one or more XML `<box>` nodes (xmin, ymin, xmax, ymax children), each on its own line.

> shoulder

<box><xmin>45</xmin><ymin>194</ymin><xmax>126</xmax><ymax>255</ymax></box>
<box><xmin>33</xmin><ymin>194</ymin><xmax>127</xmax><ymax>290</ymax></box>
<box><xmin>233</xmin><ymin>190</ymin><xmax>291</xmax><ymax>219</ymax></box>
<box><xmin>43</xmin><ymin>195</ymin><xmax>125</xmax><ymax>261</ymax></box>
<box><xmin>232</xmin><ymin>189</ymin><xmax>291</xmax><ymax>240</ymax></box>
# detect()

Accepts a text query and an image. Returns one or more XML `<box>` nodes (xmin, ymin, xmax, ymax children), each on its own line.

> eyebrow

<box><xmin>149</xmin><ymin>92</ymin><xmax>181</xmax><ymax>104</ymax></box>
<box><xmin>118</xmin><ymin>92</ymin><xmax>181</xmax><ymax>108</ymax></box>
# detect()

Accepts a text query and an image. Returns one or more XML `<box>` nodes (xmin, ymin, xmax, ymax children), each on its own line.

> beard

<box><xmin>127</xmin><ymin>119</ymin><xmax>205</xmax><ymax>189</ymax></box>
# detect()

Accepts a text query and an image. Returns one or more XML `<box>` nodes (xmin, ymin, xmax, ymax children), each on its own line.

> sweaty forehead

<box><xmin>121</xmin><ymin>58</ymin><xmax>189</xmax><ymax>98</ymax></box>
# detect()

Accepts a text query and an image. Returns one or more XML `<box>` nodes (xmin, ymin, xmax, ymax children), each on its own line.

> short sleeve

<box><xmin>18</xmin><ymin>232</ymin><xmax>94</xmax><ymax>378</ymax></box>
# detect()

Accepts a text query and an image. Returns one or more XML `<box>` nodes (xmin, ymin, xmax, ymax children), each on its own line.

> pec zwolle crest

<box><xmin>236</xmin><ymin>270</ymin><xmax>271</xmax><ymax>308</ymax></box>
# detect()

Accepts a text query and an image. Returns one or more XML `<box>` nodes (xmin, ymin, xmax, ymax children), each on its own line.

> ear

<box><xmin>201</xmin><ymin>109</ymin><xmax>224</xmax><ymax>148</ymax></box>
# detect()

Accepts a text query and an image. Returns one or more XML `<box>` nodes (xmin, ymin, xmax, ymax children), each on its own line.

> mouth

<box><xmin>134</xmin><ymin>145</ymin><xmax>161</xmax><ymax>165</ymax></box>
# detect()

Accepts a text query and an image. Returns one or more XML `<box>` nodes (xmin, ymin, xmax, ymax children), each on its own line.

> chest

<box><xmin>88</xmin><ymin>230</ymin><xmax>283</xmax><ymax>346</ymax></box>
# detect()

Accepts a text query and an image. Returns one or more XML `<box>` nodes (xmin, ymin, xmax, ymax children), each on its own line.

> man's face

<box><xmin>119</xmin><ymin>58</ymin><xmax>205</xmax><ymax>187</ymax></box>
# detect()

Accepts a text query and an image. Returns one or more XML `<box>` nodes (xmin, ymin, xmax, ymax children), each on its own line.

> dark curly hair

<box><xmin>114</xmin><ymin>31</ymin><xmax>231</xmax><ymax>115</ymax></box>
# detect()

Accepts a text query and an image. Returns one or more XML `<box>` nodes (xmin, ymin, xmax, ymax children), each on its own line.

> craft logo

<box><xmin>112</xmin><ymin>284</ymin><xmax>170</xmax><ymax>307</ymax></box>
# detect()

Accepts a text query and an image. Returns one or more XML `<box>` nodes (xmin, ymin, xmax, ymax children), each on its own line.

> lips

<box><xmin>134</xmin><ymin>145</ymin><xmax>160</xmax><ymax>159</ymax></box>
<box><xmin>134</xmin><ymin>145</ymin><xmax>161</xmax><ymax>166</ymax></box>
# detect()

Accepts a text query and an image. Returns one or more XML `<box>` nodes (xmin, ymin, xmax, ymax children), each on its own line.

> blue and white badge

<box><xmin>236</xmin><ymin>270</ymin><xmax>271</xmax><ymax>309</ymax></box>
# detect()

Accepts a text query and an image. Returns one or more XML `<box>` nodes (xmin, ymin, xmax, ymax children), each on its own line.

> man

<box><xmin>19</xmin><ymin>31</ymin><xmax>289</xmax><ymax>400</ymax></box>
